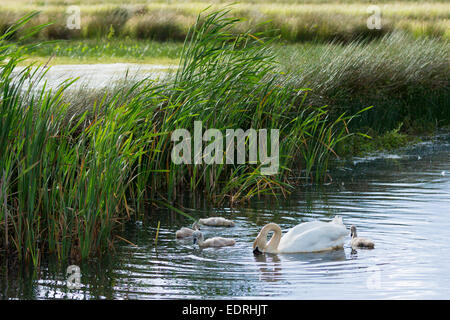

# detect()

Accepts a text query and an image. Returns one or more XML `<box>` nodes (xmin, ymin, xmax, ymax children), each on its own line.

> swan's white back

<box><xmin>278</xmin><ymin>220</ymin><xmax>348</xmax><ymax>253</ymax></box>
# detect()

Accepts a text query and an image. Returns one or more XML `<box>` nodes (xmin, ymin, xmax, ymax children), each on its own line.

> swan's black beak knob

<box><xmin>253</xmin><ymin>246</ymin><xmax>262</xmax><ymax>255</ymax></box>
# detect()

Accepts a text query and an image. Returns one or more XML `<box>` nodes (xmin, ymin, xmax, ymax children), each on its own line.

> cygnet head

<box><xmin>350</xmin><ymin>225</ymin><xmax>357</xmax><ymax>238</ymax></box>
<box><xmin>191</xmin><ymin>221</ymin><xmax>200</xmax><ymax>230</ymax></box>
<box><xmin>192</xmin><ymin>230</ymin><xmax>204</xmax><ymax>245</ymax></box>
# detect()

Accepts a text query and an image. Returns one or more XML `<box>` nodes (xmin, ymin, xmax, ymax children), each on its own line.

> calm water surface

<box><xmin>1</xmin><ymin>133</ymin><xmax>449</xmax><ymax>299</ymax></box>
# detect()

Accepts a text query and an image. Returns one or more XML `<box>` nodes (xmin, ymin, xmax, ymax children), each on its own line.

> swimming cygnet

<box><xmin>175</xmin><ymin>222</ymin><xmax>200</xmax><ymax>238</ymax></box>
<box><xmin>350</xmin><ymin>225</ymin><xmax>375</xmax><ymax>249</ymax></box>
<box><xmin>198</xmin><ymin>217</ymin><xmax>235</xmax><ymax>227</ymax></box>
<box><xmin>192</xmin><ymin>230</ymin><xmax>236</xmax><ymax>248</ymax></box>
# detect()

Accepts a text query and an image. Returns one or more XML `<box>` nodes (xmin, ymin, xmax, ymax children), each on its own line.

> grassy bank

<box><xmin>0</xmin><ymin>11</ymin><xmax>361</xmax><ymax>264</ymax></box>
<box><xmin>22</xmin><ymin>39</ymin><xmax>182</xmax><ymax>65</ymax></box>
<box><xmin>20</xmin><ymin>31</ymin><xmax>450</xmax><ymax>140</ymax></box>
<box><xmin>1</xmin><ymin>1</ymin><xmax>449</xmax><ymax>42</ymax></box>
<box><xmin>277</xmin><ymin>33</ymin><xmax>450</xmax><ymax>133</ymax></box>
<box><xmin>20</xmin><ymin>32</ymin><xmax>450</xmax><ymax>134</ymax></box>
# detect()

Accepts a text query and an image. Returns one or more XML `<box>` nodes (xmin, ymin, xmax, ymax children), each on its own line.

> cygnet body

<box><xmin>175</xmin><ymin>222</ymin><xmax>200</xmax><ymax>238</ymax></box>
<box><xmin>350</xmin><ymin>225</ymin><xmax>375</xmax><ymax>249</ymax></box>
<box><xmin>192</xmin><ymin>230</ymin><xmax>236</xmax><ymax>248</ymax></box>
<box><xmin>198</xmin><ymin>217</ymin><xmax>235</xmax><ymax>227</ymax></box>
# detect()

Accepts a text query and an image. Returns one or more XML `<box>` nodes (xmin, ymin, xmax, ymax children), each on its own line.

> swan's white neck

<box><xmin>258</xmin><ymin>223</ymin><xmax>282</xmax><ymax>253</ymax></box>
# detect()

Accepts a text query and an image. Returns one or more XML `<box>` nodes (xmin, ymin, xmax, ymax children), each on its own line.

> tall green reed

<box><xmin>0</xmin><ymin>13</ymin><xmax>162</xmax><ymax>263</ymax></box>
<box><xmin>139</xmin><ymin>9</ymin><xmax>361</xmax><ymax>205</ymax></box>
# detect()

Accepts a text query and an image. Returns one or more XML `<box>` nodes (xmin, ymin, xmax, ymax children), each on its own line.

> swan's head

<box><xmin>350</xmin><ymin>225</ymin><xmax>357</xmax><ymax>238</ymax></box>
<box><xmin>191</xmin><ymin>221</ymin><xmax>200</xmax><ymax>230</ymax></box>
<box><xmin>253</xmin><ymin>228</ymin><xmax>270</xmax><ymax>255</ymax></box>
<box><xmin>252</xmin><ymin>237</ymin><xmax>264</xmax><ymax>255</ymax></box>
<box><xmin>192</xmin><ymin>230</ymin><xmax>203</xmax><ymax>245</ymax></box>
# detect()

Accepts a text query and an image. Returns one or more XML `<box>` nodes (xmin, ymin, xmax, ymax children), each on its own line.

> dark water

<box><xmin>1</xmin><ymin>133</ymin><xmax>449</xmax><ymax>300</ymax></box>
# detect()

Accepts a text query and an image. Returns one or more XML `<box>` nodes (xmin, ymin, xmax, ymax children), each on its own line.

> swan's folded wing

<box><xmin>282</xmin><ymin>221</ymin><xmax>327</xmax><ymax>242</ymax></box>
<box><xmin>279</xmin><ymin>224</ymin><xmax>348</xmax><ymax>253</ymax></box>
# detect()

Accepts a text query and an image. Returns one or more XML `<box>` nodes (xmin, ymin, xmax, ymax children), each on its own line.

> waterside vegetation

<box><xmin>0</xmin><ymin>10</ymin><xmax>365</xmax><ymax>265</ymax></box>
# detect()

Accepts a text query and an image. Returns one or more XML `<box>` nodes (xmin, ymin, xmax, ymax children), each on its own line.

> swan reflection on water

<box><xmin>253</xmin><ymin>249</ymin><xmax>347</xmax><ymax>282</ymax></box>
<box><xmin>253</xmin><ymin>253</ymin><xmax>282</xmax><ymax>282</ymax></box>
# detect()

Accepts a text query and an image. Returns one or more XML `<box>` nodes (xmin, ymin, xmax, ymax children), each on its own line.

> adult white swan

<box><xmin>253</xmin><ymin>216</ymin><xmax>348</xmax><ymax>254</ymax></box>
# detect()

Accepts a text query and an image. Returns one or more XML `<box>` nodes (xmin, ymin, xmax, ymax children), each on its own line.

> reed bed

<box><xmin>0</xmin><ymin>10</ymin><xmax>360</xmax><ymax>265</ymax></box>
<box><xmin>0</xmin><ymin>14</ymin><xmax>164</xmax><ymax>264</ymax></box>
<box><xmin>277</xmin><ymin>33</ymin><xmax>450</xmax><ymax>132</ymax></box>
<box><xmin>1</xmin><ymin>1</ymin><xmax>449</xmax><ymax>42</ymax></box>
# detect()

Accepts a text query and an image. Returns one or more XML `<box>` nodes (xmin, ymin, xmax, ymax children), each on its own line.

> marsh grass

<box><xmin>2</xmin><ymin>1</ymin><xmax>449</xmax><ymax>42</ymax></box>
<box><xmin>277</xmin><ymin>33</ymin><xmax>450</xmax><ymax>132</ymax></box>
